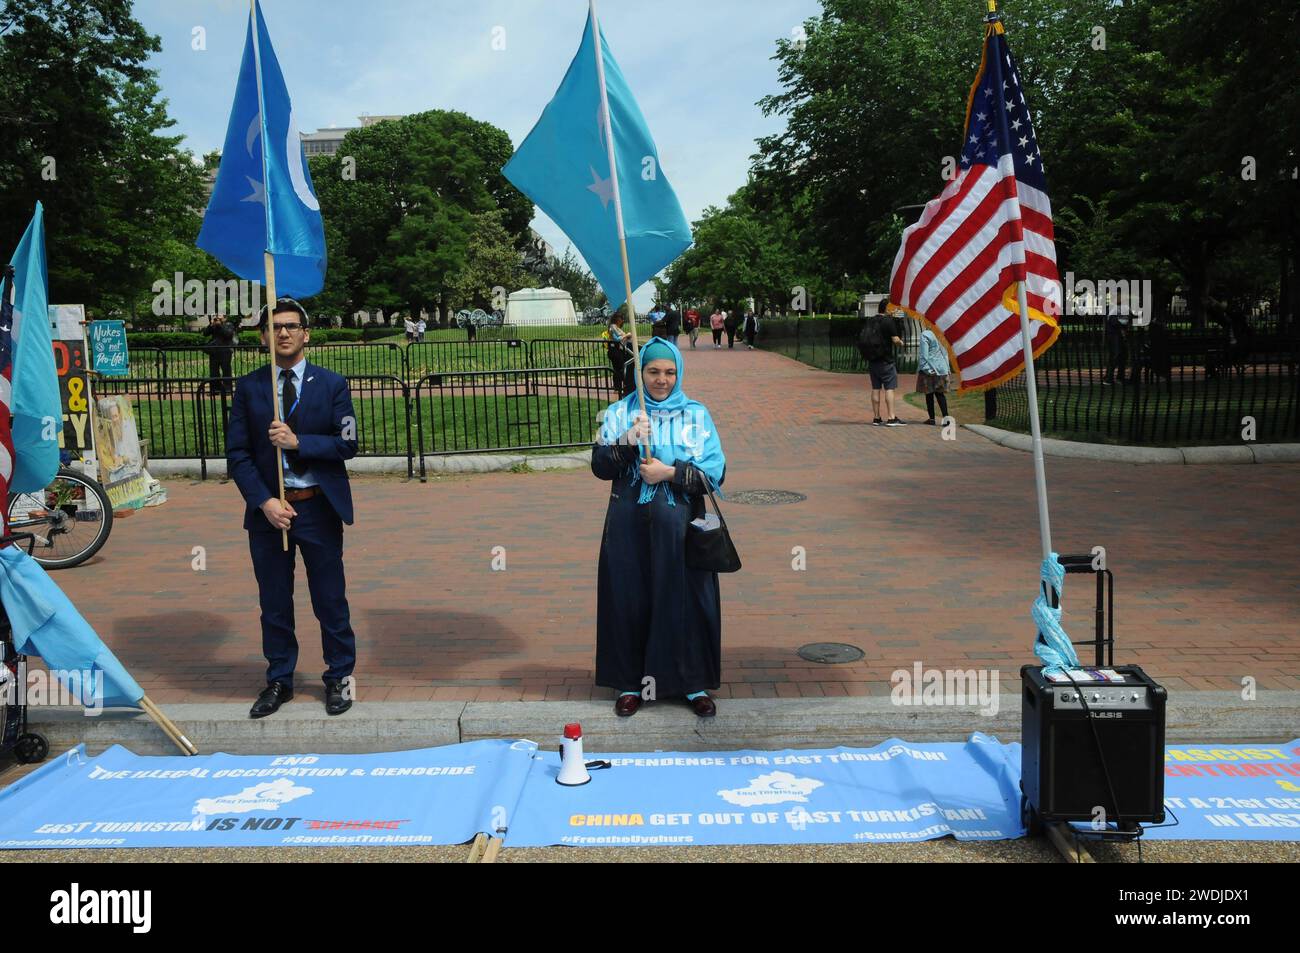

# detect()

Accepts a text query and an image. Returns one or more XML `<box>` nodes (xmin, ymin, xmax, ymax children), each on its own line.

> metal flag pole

<box><xmin>1016</xmin><ymin>280</ymin><xmax>1053</xmax><ymax>562</ymax></box>
<box><xmin>589</xmin><ymin>0</ymin><xmax>649</xmax><ymax>459</ymax></box>
<box><xmin>250</xmin><ymin>0</ymin><xmax>289</xmax><ymax>550</ymax></box>
<box><xmin>989</xmin><ymin>0</ymin><xmax>1054</xmax><ymax>589</ymax></box>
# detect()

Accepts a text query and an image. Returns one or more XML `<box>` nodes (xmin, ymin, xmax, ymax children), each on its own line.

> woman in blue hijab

<box><xmin>592</xmin><ymin>338</ymin><xmax>727</xmax><ymax>718</ymax></box>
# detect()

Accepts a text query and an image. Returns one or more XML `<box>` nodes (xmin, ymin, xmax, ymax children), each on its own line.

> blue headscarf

<box><xmin>598</xmin><ymin>338</ymin><xmax>726</xmax><ymax>505</ymax></box>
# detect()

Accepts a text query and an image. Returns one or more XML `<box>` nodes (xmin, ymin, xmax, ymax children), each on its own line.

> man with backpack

<box><xmin>858</xmin><ymin>300</ymin><xmax>906</xmax><ymax>427</ymax></box>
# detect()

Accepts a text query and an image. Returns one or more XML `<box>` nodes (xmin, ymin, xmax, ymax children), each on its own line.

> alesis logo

<box><xmin>49</xmin><ymin>883</ymin><xmax>151</xmax><ymax>933</ymax></box>
<box><xmin>1090</xmin><ymin>711</ymin><xmax>1124</xmax><ymax>719</ymax></box>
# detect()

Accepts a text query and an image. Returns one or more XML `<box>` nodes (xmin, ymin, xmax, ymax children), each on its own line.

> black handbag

<box><xmin>686</xmin><ymin>481</ymin><xmax>741</xmax><ymax>573</ymax></box>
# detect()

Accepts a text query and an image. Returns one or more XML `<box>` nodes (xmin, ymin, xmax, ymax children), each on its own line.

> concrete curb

<box><xmin>146</xmin><ymin>451</ymin><xmax>592</xmax><ymax>480</ymax></box>
<box><xmin>27</xmin><ymin>691</ymin><xmax>1300</xmax><ymax>755</ymax></box>
<box><xmin>964</xmin><ymin>425</ymin><xmax>1300</xmax><ymax>465</ymax></box>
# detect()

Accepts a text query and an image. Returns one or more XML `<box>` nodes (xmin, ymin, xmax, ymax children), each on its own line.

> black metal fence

<box><xmin>95</xmin><ymin>365</ymin><xmax>618</xmax><ymax>479</ymax></box>
<box><xmin>990</xmin><ymin>319</ymin><xmax>1300</xmax><ymax>444</ymax></box>
<box><xmin>412</xmin><ymin>367</ymin><xmax>614</xmax><ymax>477</ymax></box>
<box><xmin>128</xmin><ymin>338</ymin><xmax>611</xmax><ymax>384</ymax></box>
<box><xmin>756</xmin><ymin>316</ymin><xmax>922</xmax><ymax>373</ymax></box>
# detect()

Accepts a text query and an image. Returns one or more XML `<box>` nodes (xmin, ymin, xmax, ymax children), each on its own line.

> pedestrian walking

<box><xmin>724</xmin><ymin>309</ymin><xmax>740</xmax><ymax>349</ymax></box>
<box><xmin>710</xmin><ymin>309</ymin><xmax>725</xmax><ymax>348</ymax></box>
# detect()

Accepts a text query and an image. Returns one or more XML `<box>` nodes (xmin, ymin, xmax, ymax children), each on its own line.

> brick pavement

<box><xmin>45</xmin><ymin>344</ymin><xmax>1300</xmax><ymax>705</ymax></box>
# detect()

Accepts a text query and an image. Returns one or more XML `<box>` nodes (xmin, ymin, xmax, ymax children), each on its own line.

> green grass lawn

<box><xmin>128</xmin><ymin>392</ymin><xmax>609</xmax><ymax>459</ymax></box>
<box><xmin>987</xmin><ymin>377</ymin><xmax>1298</xmax><ymax>445</ymax></box>
<box><xmin>129</xmin><ymin>326</ymin><xmax>648</xmax><ymax>383</ymax></box>
<box><xmin>903</xmin><ymin>388</ymin><xmax>986</xmax><ymax>425</ymax></box>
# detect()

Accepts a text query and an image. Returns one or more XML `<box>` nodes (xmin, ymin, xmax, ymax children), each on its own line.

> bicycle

<box><xmin>5</xmin><ymin>466</ymin><xmax>114</xmax><ymax>570</ymax></box>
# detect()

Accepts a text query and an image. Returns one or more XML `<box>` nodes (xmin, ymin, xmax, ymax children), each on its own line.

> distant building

<box><xmin>301</xmin><ymin>126</ymin><xmax>352</xmax><ymax>157</ymax></box>
<box><xmin>301</xmin><ymin>114</ymin><xmax>403</xmax><ymax>157</ymax></box>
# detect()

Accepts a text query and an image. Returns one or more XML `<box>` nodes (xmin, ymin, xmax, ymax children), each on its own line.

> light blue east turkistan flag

<box><xmin>197</xmin><ymin>0</ymin><xmax>325</xmax><ymax>298</ymax></box>
<box><xmin>6</xmin><ymin>202</ymin><xmax>60</xmax><ymax>494</ymax></box>
<box><xmin>0</xmin><ymin>547</ymin><xmax>144</xmax><ymax>709</ymax></box>
<box><xmin>503</xmin><ymin>10</ymin><xmax>691</xmax><ymax>310</ymax></box>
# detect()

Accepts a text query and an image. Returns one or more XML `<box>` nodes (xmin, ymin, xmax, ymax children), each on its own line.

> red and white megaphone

<box><xmin>557</xmin><ymin>722</ymin><xmax>592</xmax><ymax>786</ymax></box>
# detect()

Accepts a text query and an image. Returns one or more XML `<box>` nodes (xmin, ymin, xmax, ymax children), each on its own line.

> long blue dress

<box><xmin>591</xmin><ymin>444</ymin><xmax>722</xmax><ymax>698</ymax></box>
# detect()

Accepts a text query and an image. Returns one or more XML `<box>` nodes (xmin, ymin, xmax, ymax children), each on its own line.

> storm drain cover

<box><xmin>727</xmin><ymin>489</ymin><xmax>807</xmax><ymax>505</ymax></box>
<box><xmin>797</xmin><ymin>642</ymin><xmax>865</xmax><ymax>664</ymax></box>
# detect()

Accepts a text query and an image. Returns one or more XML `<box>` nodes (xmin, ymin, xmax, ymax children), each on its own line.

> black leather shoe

<box><xmin>614</xmin><ymin>694</ymin><xmax>642</xmax><ymax>717</ymax></box>
<box><xmin>250</xmin><ymin>682</ymin><xmax>293</xmax><ymax>719</ymax></box>
<box><xmin>325</xmin><ymin>679</ymin><xmax>352</xmax><ymax>716</ymax></box>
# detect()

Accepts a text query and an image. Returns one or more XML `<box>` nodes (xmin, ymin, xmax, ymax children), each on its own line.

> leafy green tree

<box><xmin>666</xmin><ymin>186</ymin><xmax>799</xmax><ymax>314</ymax></box>
<box><xmin>0</xmin><ymin>0</ymin><xmax>207</xmax><ymax>315</ymax></box>
<box><xmin>310</xmin><ymin>110</ymin><xmax>533</xmax><ymax>324</ymax></box>
<box><xmin>754</xmin><ymin>0</ymin><xmax>1117</xmax><ymax>291</ymax></box>
<box><xmin>449</xmin><ymin>210</ymin><xmax>523</xmax><ymax>310</ymax></box>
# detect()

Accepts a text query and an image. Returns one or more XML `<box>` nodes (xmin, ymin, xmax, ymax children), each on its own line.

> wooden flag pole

<box><xmin>250</xmin><ymin>0</ymin><xmax>289</xmax><ymax>551</ymax></box>
<box><xmin>142</xmin><ymin>703</ymin><xmax>189</xmax><ymax>756</ymax></box>
<box><xmin>589</xmin><ymin>0</ymin><xmax>649</xmax><ymax>459</ymax></box>
<box><xmin>139</xmin><ymin>695</ymin><xmax>198</xmax><ymax>756</ymax></box>
<box><xmin>264</xmin><ymin>252</ymin><xmax>289</xmax><ymax>552</ymax></box>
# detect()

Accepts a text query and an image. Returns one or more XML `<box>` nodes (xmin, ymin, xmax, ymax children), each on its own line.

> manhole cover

<box><xmin>727</xmin><ymin>489</ymin><xmax>807</xmax><ymax>505</ymax></box>
<box><xmin>797</xmin><ymin>642</ymin><xmax>865</xmax><ymax>664</ymax></box>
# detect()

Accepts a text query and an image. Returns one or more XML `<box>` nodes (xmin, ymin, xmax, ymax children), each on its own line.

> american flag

<box><xmin>0</xmin><ymin>266</ymin><xmax>14</xmax><ymax>537</ymax></box>
<box><xmin>888</xmin><ymin>19</ymin><xmax>1061</xmax><ymax>391</ymax></box>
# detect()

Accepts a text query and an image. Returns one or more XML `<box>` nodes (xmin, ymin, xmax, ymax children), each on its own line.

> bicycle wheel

<box><xmin>6</xmin><ymin>467</ymin><xmax>114</xmax><ymax>569</ymax></box>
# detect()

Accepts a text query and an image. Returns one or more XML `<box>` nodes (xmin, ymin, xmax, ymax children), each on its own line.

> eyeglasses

<box><xmin>271</xmin><ymin>322</ymin><xmax>304</xmax><ymax>335</ymax></box>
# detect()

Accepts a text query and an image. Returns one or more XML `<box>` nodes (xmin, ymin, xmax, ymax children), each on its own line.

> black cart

<box><xmin>0</xmin><ymin>533</ymin><xmax>51</xmax><ymax>765</ymax></box>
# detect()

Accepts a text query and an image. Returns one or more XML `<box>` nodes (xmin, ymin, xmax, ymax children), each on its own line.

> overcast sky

<box><xmin>134</xmin><ymin>0</ymin><xmax>823</xmax><ymax>306</ymax></box>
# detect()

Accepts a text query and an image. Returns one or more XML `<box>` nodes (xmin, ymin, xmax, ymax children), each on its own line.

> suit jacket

<box><xmin>226</xmin><ymin>362</ymin><xmax>358</xmax><ymax>529</ymax></box>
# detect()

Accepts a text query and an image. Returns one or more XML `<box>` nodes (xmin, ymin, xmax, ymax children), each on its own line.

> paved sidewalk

<box><xmin>48</xmin><ymin>344</ymin><xmax>1300</xmax><ymax>705</ymax></box>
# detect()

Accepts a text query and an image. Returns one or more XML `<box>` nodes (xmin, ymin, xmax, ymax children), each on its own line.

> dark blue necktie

<box><xmin>281</xmin><ymin>369</ymin><xmax>308</xmax><ymax>476</ymax></box>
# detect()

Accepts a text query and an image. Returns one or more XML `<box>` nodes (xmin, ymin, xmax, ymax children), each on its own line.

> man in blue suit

<box><xmin>227</xmin><ymin>298</ymin><xmax>359</xmax><ymax>718</ymax></box>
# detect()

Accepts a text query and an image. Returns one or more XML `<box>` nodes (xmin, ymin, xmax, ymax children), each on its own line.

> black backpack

<box><xmin>858</xmin><ymin>315</ymin><xmax>887</xmax><ymax>359</ymax></box>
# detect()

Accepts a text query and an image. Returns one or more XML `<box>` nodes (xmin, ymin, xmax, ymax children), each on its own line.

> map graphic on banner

<box><xmin>0</xmin><ymin>741</ymin><xmax>536</xmax><ymax>849</ymax></box>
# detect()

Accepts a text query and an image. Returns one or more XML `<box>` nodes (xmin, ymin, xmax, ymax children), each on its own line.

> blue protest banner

<box><xmin>89</xmin><ymin>320</ymin><xmax>130</xmax><ymax>377</ymax></box>
<box><xmin>0</xmin><ymin>741</ymin><xmax>536</xmax><ymax>849</ymax></box>
<box><xmin>1146</xmin><ymin>739</ymin><xmax>1300</xmax><ymax>840</ymax></box>
<box><xmin>505</xmin><ymin>735</ymin><xmax>1024</xmax><ymax>847</ymax></box>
